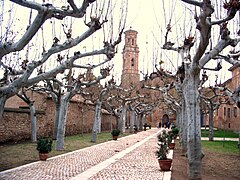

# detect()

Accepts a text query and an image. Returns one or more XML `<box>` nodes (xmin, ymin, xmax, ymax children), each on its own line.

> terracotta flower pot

<box><xmin>39</xmin><ymin>153</ymin><xmax>48</xmax><ymax>161</ymax></box>
<box><xmin>112</xmin><ymin>136</ymin><xmax>118</xmax><ymax>140</ymax></box>
<box><xmin>158</xmin><ymin>159</ymin><xmax>172</xmax><ymax>171</ymax></box>
<box><xmin>168</xmin><ymin>142</ymin><xmax>175</xmax><ymax>150</ymax></box>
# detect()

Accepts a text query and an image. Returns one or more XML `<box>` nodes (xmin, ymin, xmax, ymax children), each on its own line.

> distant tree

<box><xmin>200</xmin><ymin>86</ymin><xmax>230</xmax><ymax>141</ymax></box>
<box><xmin>16</xmin><ymin>87</ymin><xmax>37</xmax><ymax>142</ymax></box>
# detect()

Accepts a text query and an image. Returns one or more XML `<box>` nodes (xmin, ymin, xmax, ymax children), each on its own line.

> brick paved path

<box><xmin>0</xmin><ymin>128</ymin><xmax>169</xmax><ymax>180</ymax></box>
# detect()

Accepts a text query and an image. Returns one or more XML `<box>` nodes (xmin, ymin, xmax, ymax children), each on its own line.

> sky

<box><xmin>112</xmin><ymin>0</ymin><xmax>234</xmax><ymax>85</ymax></box>
<box><xmin>0</xmin><ymin>0</ymin><xmax>236</xmax><ymax>86</ymax></box>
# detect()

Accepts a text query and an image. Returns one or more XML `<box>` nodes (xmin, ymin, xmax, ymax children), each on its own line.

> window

<box><xmin>227</xmin><ymin>108</ymin><xmax>231</xmax><ymax>118</ymax></box>
<box><xmin>224</xmin><ymin>107</ymin><xmax>226</xmax><ymax>116</ymax></box>
<box><xmin>132</xmin><ymin>39</ymin><xmax>134</xmax><ymax>45</ymax></box>
<box><xmin>234</xmin><ymin>107</ymin><xmax>237</xmax><ymax>117</ymax></box>
<box><xmin>128</xmin><ymin>38</ymin><xmax>130</xmax><ymax>43</ymax></box>
<box><xmin>131</xmin><ymin>58</ymin><xmax>134</xmax><ymax>66</ymax></box>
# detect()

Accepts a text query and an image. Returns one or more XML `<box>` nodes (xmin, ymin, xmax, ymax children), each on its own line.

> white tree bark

<box><xmin>53</xmin><ymin>103</ymin><xmax>60</xmax><ymax>140</ymax></box>
<box><xmin>121</xmin><ymin>104</ymin><xmax>127</xmax><ymax>133</ymax></box>
<box><xmin>135</xmin><ymin>114</ymin><xmax>139</xmax><ymax>130</ymax></box>
<box><xmin>56</xmin><ymin>95</ymin><xmax>71</xmax><ymax>150</ymax></box>
<box><xmin>91</xmin><ymin>100</ymin><xmax>102</xmax><ymax>143</ymax></box>
<box><xmin>130</xmin><ymin>110</ymin><xmax>135</xmax><ymax>133</ymax></box>
<box><xmin>180</xmin><ymin>98</ymin><xmax>188</xmax><ymax>155</ymax></box>
<box><xmin>184</xmin><ymin>73</ymin><xmax>202</xmax><ymax>180</ymax></box>
<box><xmin>0</xmin><ymin>95</ymin><xmax>10</xmax><ymax>119</ymax></box>
<box><xmin>29</xmin><ymin>103</ymin><xmax>37</xmax><ymax>142</ymax></box>
<box><xmin>50</xmin><ymin>92</ymin><xmax>61</xmax><ymax>140</ymax></box>
<box><xmin>139</xmin><ymin>114</ymin><xmax>143</xmax><ymax>130</ymax></box>
<box><xmin>208</xmin><ymin>106</ymin><xmax>214</xmax><ymax>141</ymax></box>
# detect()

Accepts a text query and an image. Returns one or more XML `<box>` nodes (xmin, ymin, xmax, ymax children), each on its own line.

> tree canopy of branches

<box><xmin>0</xmin><ymin>0</ymin><xmax>127</xmax><ymax>119</ymax></box>
<box><xmin>150</xmin><ymin>0</ymin><xmax>240</xmax><ymax>179</ymax></box>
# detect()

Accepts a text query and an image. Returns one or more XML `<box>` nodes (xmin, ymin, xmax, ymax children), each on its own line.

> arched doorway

<box><xmin>162</xmin><ymin>114</ymin><xmax>169</xmax><ymax>128</ymax></box>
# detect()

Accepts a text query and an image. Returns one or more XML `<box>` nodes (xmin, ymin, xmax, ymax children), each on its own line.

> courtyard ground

<box><xmin>171</xmin><ymin>140</ymin><xmax>240</xmax><ymax>180</ymax></box>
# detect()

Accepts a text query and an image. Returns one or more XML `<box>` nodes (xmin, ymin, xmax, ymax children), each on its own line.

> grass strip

<box><xmin>202</xmin><ymin>140</ymin><xmax>240</xmax><ymax>155</ymax></box>
<box><xmin>201</xmin><ymin>129</ymin><xmax>239</xmax><ymax>138</ymax></box>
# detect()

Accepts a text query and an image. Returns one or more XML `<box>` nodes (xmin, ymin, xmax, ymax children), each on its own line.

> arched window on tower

<box><xmin>131</xmin><ymin>58</ymin><xmax>134</xmax><ymax>67</ymax></box>
<box><xmin>132</xmin><ymin>39</ymin><xmax>134</xmax><ymax>45</ymax></box>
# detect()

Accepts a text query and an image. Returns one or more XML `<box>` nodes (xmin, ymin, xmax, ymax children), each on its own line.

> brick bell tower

<box><xmin>121</xmin><ymin>29</ymin><xmax>140</xmax><ymax>88</ymax></box>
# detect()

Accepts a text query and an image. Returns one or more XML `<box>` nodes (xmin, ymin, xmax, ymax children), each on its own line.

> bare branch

<box><xmin>211</xmin><ymin>14</ymin><xmax>236</xmax><ymax>25</ymax></box>
<box><xmin>67</xmin><ymin>0</ymin><xmax>78</xmax><ymax>12</ymax></box>
<box><xmin>199</xmin><ymin>37</ymin><xmax>240</xmax><ymax>68</ymax></box>
<box><xmin>181</xmin><ymin>0</ymin><xmax>202</xmax><ymax>7</ymax></box>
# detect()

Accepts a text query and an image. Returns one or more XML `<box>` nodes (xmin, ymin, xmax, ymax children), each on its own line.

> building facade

<box><xmin>213</xmin><ymin>65</ymin><xmax>240</xmax><ymax>132</ymax></box>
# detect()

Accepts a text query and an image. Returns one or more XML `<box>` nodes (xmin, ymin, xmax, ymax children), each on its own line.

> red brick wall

<box><xmin>0</xmin><ymin>94</ymin><xmax>116</xmax><ymax>143</ymax></box>
<box><xmin>212</xmin><ymin>66</ymin><xmax>240</xmax><ymax>132</ymax></box>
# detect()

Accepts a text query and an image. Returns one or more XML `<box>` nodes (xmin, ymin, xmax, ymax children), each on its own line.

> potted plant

<box><xmin>167</xmin><ymin>130</ymin><xmax>175</xmax><ymax>150</ymax></box>
<box><xmin>133</xmin><ymin>125</ymin><xmax>138</xmax><ymax>133</ymax></box>
<box><xmin>144</xmin><ymin>123</ymin><xmax>147</xmax><ymax>131</ymax></box>
<box><xmin>172</xmin><ymin>127</ymin><xmax>179</xmax><ymax>139</ymax></box>
<box><xmin>155</xmin><ymin>130</ymin><xmax>172</xmax><ymax>171</ymax></box>
<box><xmin>36</xmin><ymin>138</ymin><xmax>53</xmax><ymax>161</ymax></box>
<box><xmin>111</xmin><ymin>129</ymin><xmax>120</xmax><ymax>140</ymax></box>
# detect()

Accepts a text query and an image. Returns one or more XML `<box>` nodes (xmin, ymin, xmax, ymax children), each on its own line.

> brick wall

<box><xmin>0</xmin><ymin>93</ymin><xmax>116</xmax><ymax>143</ymax></box>
<box><xmin>212</xmin><ymin>66</ymin><xmax>240</xmax><ymax>132</ymax></box>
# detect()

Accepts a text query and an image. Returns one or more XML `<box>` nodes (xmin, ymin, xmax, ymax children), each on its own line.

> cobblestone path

<box><xmin>0</xmin><ymin>128</ymin><xmax>168</xmax><ymax>180</ymax></box>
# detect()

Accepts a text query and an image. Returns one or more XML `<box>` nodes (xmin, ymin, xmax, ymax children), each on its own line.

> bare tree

<box><xmin>0</xmin><ymin>0</ymin><xmax>127</xmax><ymax>119</ymax></box>
<box><xmin>200</xmin><ymin>86</ymin><xmax>230</xmax><ymax>141</ymax></box>
<box><xmin>158</xmin><ymin>0</ymin><xmax>240</xmax><ymax>179</ymax></box>
<box><xmin>16</xmin><ymin>87</ymin><xmax>37</xmax><ymax>142</ymax></box>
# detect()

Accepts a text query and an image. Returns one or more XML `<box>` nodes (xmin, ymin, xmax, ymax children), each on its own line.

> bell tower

<box><xmin>121</xmin><ymin>29</ymin><xmax>140</xmax><ymax>88</ymax></box>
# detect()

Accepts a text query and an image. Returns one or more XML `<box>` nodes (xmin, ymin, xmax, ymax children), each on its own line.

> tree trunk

<box><xmin>184</xmin><ymin>74</ymin><xmax>202</xmax><ymax>180</ymax></box>
<box><xmin>181</xmin><ymin>99</ymin><xmax>188</xmax><ymax>155</ymax></box>
<box><xmin>130</xmin><ymin>110</ymin><xmax>135</xmax><ymax>133</ymax></box>
<box><xmin>116</xmin><ymin>115</ymin><xmax>121</xmax><ymax>130</ymax></box>
<box><xmin>143</xmin><ymin>114</ymin><xmax>146</xmax><ymax>125</ymax></box>
<box><xmin>81</xmin><ymin>107</ymin><xmax>84</xmax><ymax>136</ymax></box>
<box><xmin>53</xmin><ymin>104</ymin><xmax>60</xmax><ymax>140</ymax></box>
<box><xmin>56</xmin><ymin>96</ymin><xmax>70</xmax><ymax>150</ymax></box>
<box><xmin>0</xmin><ymin>95</ymin><xmax>7</xmax><ymax>119</ymax></box>
<box><xmin>121</xmin><ymin>104</ymin><xmax>127</xmax><ymax>132</ymax></box>
<box><xmin>135</xmin><ymin>114</ymin><xmax>139</xmax><ymax>129</ymax></box>
<box><xmin>139</xmin><ymin>114</ymin><xmax>143</xmax><ymax>130</ymax></box>
<box><xmin>208</xmin><ymin>107</ymin><xmax>214</xmax><ymax>141</ymax></box>
<box><xmin>93</xmin><ymin>100</ymin><xmax>102</xmax><ymax>133</ymax></box>
<box><xmin>91</xmin><ymin>100</ymin><xmax>102</xmax><ymax>142</ymax></box>
<box><xmin>29</xmin><ymin>103</ymin><xmax>37</xmax><ymax>142</ymax></box>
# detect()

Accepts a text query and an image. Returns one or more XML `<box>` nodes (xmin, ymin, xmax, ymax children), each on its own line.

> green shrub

<box><xmin>111</xmin><ymin>129</ymin><xmax>120</xmax><ymax>136</ymax></box>
<box><xmin>172</xmin><ymin>127</ymin><xmax>179</xmax><ymax>136</ymax></box>
<box><xmin>37</xmin><ymin>139</ymin><xmax>53</xmax><ymax>153</ymax></box>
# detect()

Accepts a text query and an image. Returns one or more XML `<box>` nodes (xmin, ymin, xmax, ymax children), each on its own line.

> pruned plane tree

<box><xmin>148</xmin><ymin>0</ymin><xmax>240</xmax><ymax>179</ymax></box>
<box><xmin>0</xmin><ymin>0</ymin><xmax>127</xmax><ymax>122</ymax></box>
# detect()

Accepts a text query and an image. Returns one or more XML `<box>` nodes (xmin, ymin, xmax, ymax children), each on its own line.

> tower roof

<box><xmin>124</xmin><ymin>29</ymin><xmax>138</xmax><ymax>34</ymax></box>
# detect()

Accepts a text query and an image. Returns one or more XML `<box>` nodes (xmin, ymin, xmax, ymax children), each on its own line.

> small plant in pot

<box><xmin>37</xmin><ymin>138</ymin><xmax>53</xmax><ymax>161</ymax></box>
<box><xmin>133</xmin><ymin>125</ymin><xmax>138</xmax><ymax>133</ymax></box>
<box><xmin>155</xmin><ymin>130</ymin><xmax>172</xmax><ymax>171</ymax></box>
<box><xmin>172</xmin><ymin>127</ymin><xmax>179</xmax><ymax>139</ymax></box>
<box><xmin>167</xmin><ymin>130</ymin><xmax>175</xmax><ymax>150</ymax></box>
<box><xmin>111</xmin><ymin>129</ymin><xmax>120</xmax><ymax>140</ymax></box>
